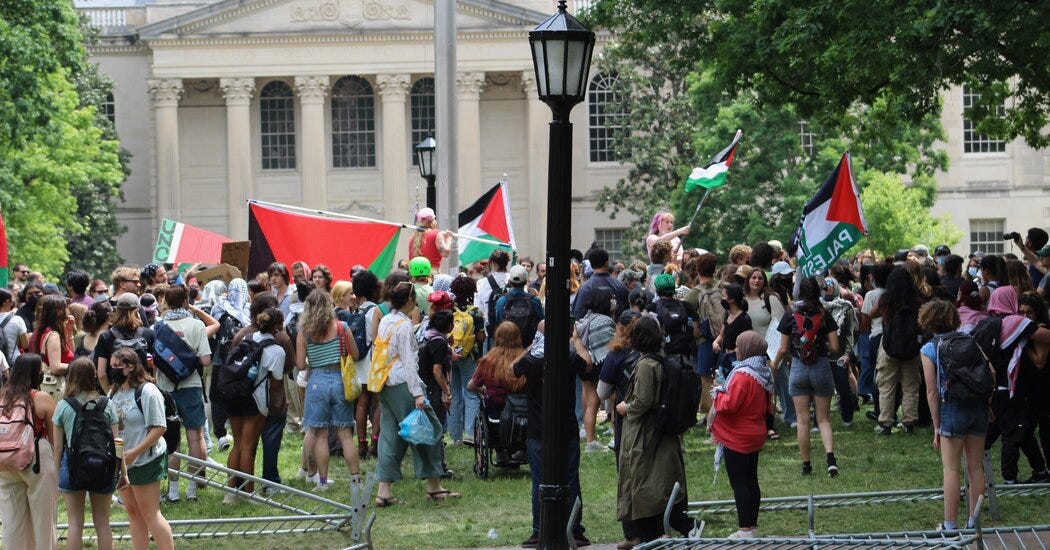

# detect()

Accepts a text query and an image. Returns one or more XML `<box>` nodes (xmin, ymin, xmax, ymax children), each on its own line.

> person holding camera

<box><xmin>1008</xmin><ymin>229</ymin><xmax>1050</xmax><ymax>296</ymax></box>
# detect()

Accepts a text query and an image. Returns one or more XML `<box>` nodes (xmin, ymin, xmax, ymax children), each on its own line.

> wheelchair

<box><xmin>473</xmin><ymin>393</ymin><xmax>529</xmax><ymax>479</ymax></box>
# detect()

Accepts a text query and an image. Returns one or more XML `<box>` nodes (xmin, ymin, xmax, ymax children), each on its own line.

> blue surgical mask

<box><xmin>967</xmin><ymin>267</ymin><xmax>979</xmax><ymax>278</ymax></box>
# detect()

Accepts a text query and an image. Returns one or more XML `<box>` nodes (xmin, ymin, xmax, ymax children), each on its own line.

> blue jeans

<box><xmin>447</xmin><ymin>359</ymin><xmax>480</xmax><ymax>442</ymax></box>
<box><xmin>527</xmin><ymin>437</ymin><xmax>584</xmax><ymax>537</ymax></box>
<box><xmin>261</xmin><ymin>413</ymin><xmax>286</xmax><ymax>484</ymax></box>
<box><xmin>858</xmin><ymin>332</ymin><xmax>875</xmax><ymax>398</ymax></box>
<box><xmin>776</xmin><ymin>361</ymin><xmax>796</xmax><ymax>427</ymax></box>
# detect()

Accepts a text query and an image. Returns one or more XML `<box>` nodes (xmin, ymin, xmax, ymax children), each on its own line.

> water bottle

<box><xmin>247</xmin><ymin>364</ymin><xmax>259</xmax><ymax>380</ymax></box>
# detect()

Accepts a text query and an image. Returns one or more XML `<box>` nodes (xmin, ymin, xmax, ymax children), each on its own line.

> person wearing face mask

<box><xmin>16</xmin><ymin>282</ymin><xmax>44</xmax><ymax>331</ymax></box>
<box><xmin>820</xmin><ymin>277</ymin><xmax>859</xmax><ymax>427</ymax></box>
<box><xmin>712</xmin><ymin>283</ymin><xmax>752</xmax><ymax>379</ymax></box>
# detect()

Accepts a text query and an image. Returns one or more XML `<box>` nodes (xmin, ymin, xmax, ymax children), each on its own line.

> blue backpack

<box><xmin>338</xmin><ymin>304</ymin><xmax>375</xmax><ymax>358</ymax></box>
<box><xmin>152</xmin><ymin>321</ymin><xmax>202</xmax><ymax>383</ymax></box>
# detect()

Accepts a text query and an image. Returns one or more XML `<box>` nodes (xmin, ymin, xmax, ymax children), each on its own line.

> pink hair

<box><xmin>649</xmin><ymin>212</ymin><xmax>671</xmax><ymax>235</ymax></box>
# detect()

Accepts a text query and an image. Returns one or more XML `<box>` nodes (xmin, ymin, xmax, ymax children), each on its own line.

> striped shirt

<box><xmin>306</xmin><ymin>325</ymin><xmax>341</xmax><ymax>368</ymax></box>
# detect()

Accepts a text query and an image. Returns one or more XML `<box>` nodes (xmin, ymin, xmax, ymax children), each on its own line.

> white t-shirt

<box><xmin>111</xmin><ymin>383</ymin><xmax>168</xmax><ymax>467</ymax></box>
<box><xmin>474</xmin><ymin>272</ymin><xmax>508</xmax><ymax>326</ymax></box>
<box><xmin>354</xmin><ymin>301</ymin><xmax>377</xmax><ymax>385</ymax></box>
<box><xmin>154</xmin><ymin>316</ymin><xmax>211</xmax><ymax>391</ymax></box>
<box><xmin>861</xmin><ymin>288</ymin><xmax>885</xmax><ymax>338</ymax></box>
<box><xmin>0</xmin><ymin>311</ymin><xmax>27</xmax><ymax>364</ymax></box>
<box><xmin>251</xmin><ymin>332</ymin><xmax>285</xmax><ymax>416</ymax></box>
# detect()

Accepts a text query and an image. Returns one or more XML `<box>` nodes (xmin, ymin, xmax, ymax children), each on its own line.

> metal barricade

<box><xmin>635</xmin><ymin>536</ymin><xmax>977</xmax><ymax>549</ymax></box>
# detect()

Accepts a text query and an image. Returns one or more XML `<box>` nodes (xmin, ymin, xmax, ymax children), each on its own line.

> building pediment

<box><xmin>138</xmin><ymin>0</ymin><xmax>547</xmax><ymax>39</ymax></box>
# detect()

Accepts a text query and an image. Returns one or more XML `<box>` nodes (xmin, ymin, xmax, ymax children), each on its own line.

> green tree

<box><xmin>858</xmin><ymin>171</ymin><xmax>961</xmax><ymax>257</ymax></box>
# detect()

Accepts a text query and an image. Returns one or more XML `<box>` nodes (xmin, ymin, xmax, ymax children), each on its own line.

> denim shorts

<box><xmin>696</xmin><ymin>340</ymin><xmax>716</xmax><ymax>376</ymax></box>
<box><xmin>172</xmin><ymin>387</ymin><xmax>207</xmax><ymax>429</ymax></box>
<box><xmin>302</xmin><ymin>368</ymin><xmax>355</xmax><ymax>429</ymax></box>
<box><xmin>59</xmin><ymin>450</ymin><xmax>117</xmax><ymax>494</ymax></box>
<box><xmin>788</xmin><ymin>356</ymin><xmax>834</xmax><ymax>398</ymax></box>
<box><xmin>939</xmin><ymin>399</ymin><xmax>989</xmax><ymax>438</ymax></box>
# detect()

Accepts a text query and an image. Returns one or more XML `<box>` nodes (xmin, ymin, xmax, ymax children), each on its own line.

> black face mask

<box><xmin>720</xmin><ymin>299</ymin><xmax>731</xmax><ymax>310</ymax></box>
<box><xmin>109</xmin><ymin>369</ymin><xmax>127</xmax><ymax>386</ymax></box>
<box><xmin>25</xmin><ymin>294</ymin><xmax>39</xmax><ymax>309</ymax></box>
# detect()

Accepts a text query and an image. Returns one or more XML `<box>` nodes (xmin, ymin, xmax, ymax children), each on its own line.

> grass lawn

<box><xmin>68</xmin><ymin>401</ymin><xmax>1050</xmax><ymax>549</ymax></box>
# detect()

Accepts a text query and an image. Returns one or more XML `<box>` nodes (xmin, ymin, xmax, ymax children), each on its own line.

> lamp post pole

<box><xmin>529</xmin><ymin>2</ymin><xmax>594</xmax><ymax>548</ymax></box>
<box><xmin>425</xmin><ymin>174</ymin><xmax>437</xmax><ymax>211</ymax></box>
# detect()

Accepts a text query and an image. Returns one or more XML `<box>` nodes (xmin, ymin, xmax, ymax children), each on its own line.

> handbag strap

<box><xmin>337</xmin><ymin>322</ymin><xmax>348</xmax><ymax>359</ymax></box>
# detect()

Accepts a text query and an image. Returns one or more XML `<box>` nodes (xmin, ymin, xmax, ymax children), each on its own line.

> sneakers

<box><xmin>902</xmin><ymin>424</ymin><xmax>915</xmax><ymax>434</ymax></box>
<box><xmin>584</xmin><ymin>441</ymin><xmax>609</xmax><ymax>453</ymax></box>
<box><xmin>687</xmin><ymin>519</ymin><xmax>704</xmax><ymax>538</ymax></box>
<box><xmin>828</xmin><ymin>464</ymin><xmax>839</xmax><ymax>477</ymax></box>
<box><xmin>1023</xmin><ymin>470</ymin><xmax>1050</xmax><ymax>484</ymax></box>
<box><xmin>616</xmin><ymin>538</ymin><xmax>640</xmax><ymax>550</ymax></box>
<box><xmin>217</xmin><ymin>435</ymin><xmax>233</xmax><ymax>452</ymax></box>
<box><xmin>573</xmin><ymin>533</ymin><xmax>591</xmax><ymax>547</ymax></box>
<box><xmin>295</xmin><ymin>468</ymin><xmax>309</xmax><ymax>481</ymax></box>
<box><xmin>521</xmin><ymin>535</ymin><xmax>540</xmax><ymax>548</ymax></box>
<box><xmin>841</xmin><ymin>421</ymin><xmax>853</xmax><ymax>428</ymax></box>
<box><xmin>313</xmin><ymin>481</ymin><xmax>331</xmax><ymax>492</ymax></box>
<box><xmin>865</xmin><ymin>410</ymin><xmax>879</xmax><ymax>422</ymax></box>
<box><xmin>876</xmin><ymin>424</ymin><xmax>893</xmax><ymax>436</ymax></box>
<box><xmin>1002</xmin><ymin>478</ymin><xmax>1018</xmax><ymax>485</ymax></box>
<box><xmin>728</xmin><ymin>529</ymin><xmax>756</xmax><ymax>539</ymax></box>
<box><xmin>802</xmin><ymin>463</ymin><xmax>813</xmax><ymax>475</ymax></box>
<box><xmin>222</xmin><ymin>492</ymin><xmax>240</xmax><ymax>505</ymax></box>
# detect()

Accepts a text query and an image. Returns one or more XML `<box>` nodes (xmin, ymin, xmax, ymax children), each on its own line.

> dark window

<box><xmin>260</xmin><ymin>81</ymin><xmax>296</xmax><ymax>170</ymax></box>
<box><xmin>331</xmin><ymin>76</ymin><xmax>376</xmax><ymax>168</ymax></box>
<box><xmin>588</xmin><ymin>73</ymin><xmax>626</xmax><ymax>162</ymax></box>
<box><xmin>410</xmin><ymin>78</ymin><xmax>435</xmax><ymax>166</ymax></box>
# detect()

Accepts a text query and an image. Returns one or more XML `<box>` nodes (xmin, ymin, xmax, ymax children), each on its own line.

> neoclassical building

<box><xmin>79</xmin><ymin>0</ymin><xmax>1047</xmax><ymax>265</ymax></box>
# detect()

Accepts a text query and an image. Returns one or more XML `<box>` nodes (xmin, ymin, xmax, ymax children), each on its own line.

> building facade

<box><xmin>79</xmin><ymin>0</ymin><xmax>1047</xmax><ymax>268</ymax></box>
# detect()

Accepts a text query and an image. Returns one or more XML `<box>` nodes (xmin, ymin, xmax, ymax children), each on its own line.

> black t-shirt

<box><xmin>722</xmin><ymin>311</ymin><xmax>753</xmax><ymax>352</ymax></box>
<box><xmin>94</xmin><ymin>326</ymin><xmax>156</xmax><ymax>365</ymax></box>
<box><xmin>513</xmin><ymin>352</ymin><xmax>580</xmax><ymax>441</ymax></box>
<box><xmin>598</xmin><ymin>348</ymin><xmax>639</xmax><ymax>403</ymax></box>
<box><xmin>418</xmin><ymin>334</ymin><xmax>451</xmax><ymax>391</ymax></box>
<box><xmin>777</xmin><ymin>310</ymin><xmax>839</xmax><ymax>359</ymax></box>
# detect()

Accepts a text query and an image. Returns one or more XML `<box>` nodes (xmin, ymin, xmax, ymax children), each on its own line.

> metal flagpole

<box><xmin>246</xmin><ymin>200</ymin><xmax>511</xmax><ymax>248</ymax></box>
<box><xmin>686</xmin><ymin>188</ymin><xmax>712</xmax><ymax>227</ymax></box>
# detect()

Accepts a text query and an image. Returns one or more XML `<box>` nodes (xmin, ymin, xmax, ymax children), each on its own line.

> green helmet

<box><xmin>408</xmin><ymin>256</ymin><xmax>432</xmax><ymax>278</ymax></box>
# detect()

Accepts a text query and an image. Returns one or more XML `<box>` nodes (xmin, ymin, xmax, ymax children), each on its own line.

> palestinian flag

<box><xmin>789</xmin><ymin>153</ymin><xmax>868</xmax><ymax>277</ymax></box>
<box><xmin>248</xmin><ymin>202</ymin><xmax>400</xmax><ymax>279</ymax></box>
<box><xmin>457</xmin><ymin>181</ymin><xmax>515</xmax><ymax>265</ymax></box>
<box><xmin>0</xmin><ymin>210</ymin><xmax>8</xmax><ymax>288</ymax></box>
<box><xmin>685</xmin><ymin>129</ymin><xmax>743</xmax><ymax>192</ymax></box>
<box><xmin>152</xmin><ymin>219</ymin><xmax>232</xmax><ymax>265</ymax></box>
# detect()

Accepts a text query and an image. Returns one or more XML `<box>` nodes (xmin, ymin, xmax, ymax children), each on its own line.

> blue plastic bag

<box><xmin>399</xmin><ymin>408</ymin><xmax>440</xmax><ymax>445</ymax></box>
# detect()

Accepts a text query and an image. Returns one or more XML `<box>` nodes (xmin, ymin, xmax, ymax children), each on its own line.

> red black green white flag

<box><xmin>789</xmin><ymin>153</ymin><xmax>868</xmax><ymax>277</ymax></box>
<box><xmin>152</xmin><ymin>219</ymin><xmax>232</xmax><ymax>266</ymax></box>
<box><xmin>685</xmin><ymin>129</ymin><xmax>743</xmax><ymax>192</ymax></box>
<box><xmin>457</xmin><ymin>181</ymin><xmax>515</xmax><ymax>265</ymax></box>
<box><xmin>248</xmin><ymin>202</ymin><xmax>401</xmax><ymax>279</ymax></box>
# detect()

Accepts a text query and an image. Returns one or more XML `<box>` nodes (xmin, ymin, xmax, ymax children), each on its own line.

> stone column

<box><xmin>148</xmin><ymin>78</ymin><xmax>184</xmax><ymax>225</ymax></box>
<box><xmin>219</xmin><ymin>77</ymin><xmax>255</xmax><ymax>240</ymax></box>
<box><xmin>522</xmin><ymin>72</ymin><xmax>550</xmax><ymax>260</ymax></box>
<box><xmin>294</xmin><ymin>75</ymin><xmax>329</xmax><ymax>209</ymax></box>
<box><xmin>456</xmin><ymin>71</ymin><xmax>486</xmax><ymax>205</ymax></box>
<box><xmin>376</xmin><ymin>73</ymin><xmax>411</xmax><ymax>224</ymax></box>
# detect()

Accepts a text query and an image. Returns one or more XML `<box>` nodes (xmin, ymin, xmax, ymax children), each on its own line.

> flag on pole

<box><xmin>0</xmin><ymin>209</ymin><xmax>8</xmax><ymax>288</ymax></box>
<box><xmin>789</xmin><ymin>153</ymin><xmax>868</xmax><ymax>277</ymax></box>
<box><xmin>247</xmin><ymin>202</ymin><xmax>401</xmax><ymax>279</ymax></box>
<box><xmin>152</xmin><ymin>219</ymin><xmax>232</xmax><ymax>266</ymax></box>
<box><xmin>684</xmin><ymin>129</ymin><xmax>743</xmax><ymax>192</ymax></box>
<box><xmin>457</xmin><ymin>181</ymin><xmax>515</xmax><ymax>265</ymax></box>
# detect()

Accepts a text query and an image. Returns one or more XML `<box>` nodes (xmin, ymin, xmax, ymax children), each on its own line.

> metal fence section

<box><xmin>52</xmin><ymin>452</ymin><xmax>375</xmax><ymax>546</ymax></box>
<box><xmin>635</xmin><ymin>536</ymin><xmax>977</xmax><ymax>549</ymax></box>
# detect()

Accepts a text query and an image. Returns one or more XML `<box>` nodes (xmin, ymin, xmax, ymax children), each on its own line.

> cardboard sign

<box><xmin>193</xmin><ymin>264</ymin><xmax>242</xmax><ymax>286</ymax></box>
<box><xmin>221</xmin><ymin>241</ymin><xmax>250</xmax><ymax>277</ymax></box>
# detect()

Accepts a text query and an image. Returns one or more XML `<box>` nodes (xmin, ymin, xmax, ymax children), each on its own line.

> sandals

<box><xmin>767</xmin><ymin>430</ymin><xmax>781</xmax><ymax>440</ymax></box>
<box><xmin>374</xmin><ymin>496</ymin><xmax>403</xmax><ymax>507</ymax></box>
<box><xmin>427</xmin><ymin>489</ymin><xmax>461</xmax><ymax>501</ymax></box>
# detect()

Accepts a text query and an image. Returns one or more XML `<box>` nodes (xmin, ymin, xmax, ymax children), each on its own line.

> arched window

<box><xmin>588</xmin><ymin>73</ymin><xmax>626</xmax><ymax>162</ymax></box>
<box><xmin>331</xmin><ymin>76</ymin><xmax>376</xmax><ymax>168</ymax></box>
<box><xmin>260</xmin><ymin>81</ymin><xmax>296</xmax><ymax>170</ymax></box>
<box><xmin>410</xmin><ymin>77</ymin><xmax>435</xmax><ymax>165</ymax></box>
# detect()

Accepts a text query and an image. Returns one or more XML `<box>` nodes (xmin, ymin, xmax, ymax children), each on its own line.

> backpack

<box><xmin>792</xmin><ymin>311</ymin><xmax>824</xmax><ymax>364</ymax></box>
<box><xmin>152</xmin><ymin>321</ymin><xmax>202</xmax><ymax>383</ymax></box>
<box><xmin>499</xmin><ymin>394</ymin><xmax>529</xmax><ymax>448</ymax></box>
<box><xmin>367</xmin><ymin>319</ymin><xmax>405</xmax><ymax>392</ymax></box>
<box><xmin>485</xmin><ymin>275</ymin><xmax>506</xmax><ymax>339</ymax></box>
<box><xmin>107</xmin><ymin>327</ymin><xmax>149</xmax><ymax>381</ymax></box>
<box><xmin>502</xmin><ymin>293</ymin><xmax>540</xmax><ymax>347</ymax></box>
<box><xmin>213</xmin><ymin>313</ymin><xmax>246</xmax><ymax>367</ymax></box>
<box><xmin>0</xmin><ymin>395</ymin><xmax>40</xmax><ymax>472</ymax></box>
<box><xmin>64</xmin><ymin>396</ymin><xmax>119</xmax><ymax>492</ymax></box>
<box><xmin>648</xmin><ymin>353</ymin><xmax>701</xmax><ymax>435</ymax></box>
<box><xmin>694</xmin><ymin>285</ymin><xmax>724</xmax><ymax>341</ymax></box>
<box><xmin>882</xmin><ymin>304</ymin><xmax>922</xmax><ymax>360</ymax></box>
<box><xmin>0</xmin><ymin>313</ymin><xmax>13</xmax><ymax>364</ymax></box>
<box><xmin>653</xmin><ymin>298</ymin><xmax>692</xmax><ymax>355</ymax></box>
<box><xmin>217</xmin><ymin>336</ymin><xmax>277</xmax><ymax>402</ymax></box>
<box><xmin>936</xmin><ymin>332</ymin><xmax>995</xmax><ymax>405</ymax></box>
<box><xmin>343</xmin><ymin>304</ymin><xmax>375</xmax><ymax>358</ymax></box>
<box><xmin>970</xmin><ymin>316</ymin><xmax>1005</xmax><ymax>375</ymax></box>
<box><xmin>450</xmin><ymin>305</ymin><xmax>481</xmax><ymax>360</ymax></box>
<box><xmin>133</xmin><ymin>383</ymin><xmax>180</xmax><ymax>424</ymax></box>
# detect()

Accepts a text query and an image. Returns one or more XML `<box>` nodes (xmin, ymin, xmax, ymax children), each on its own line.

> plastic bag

<box><xmin>399</xmin><ymin>407</ymin><xmax>441</xmax><ymax>445</ymax></box>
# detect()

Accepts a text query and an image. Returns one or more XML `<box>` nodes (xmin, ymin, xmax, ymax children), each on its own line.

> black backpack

<box><xmin>133</xmin><ymin>383</ymin><xmax>180</xmax><ymax>424</ymax></box>
<box><xmin>64</xmin><ymin>396</ymin><xmax>119</xmax><ymax>492</ymax></box>
<box><xmin>647</xmin><ymin>353</ymin><xmax>701</xmax><ymax>435</ymax></box>
<box><xmin>502</xmin><ymin>293</ymin><xmax>540</xmax><ymax>346</ymax></box>
<box><xmin>485</xmin><ymin>275</ymin><xmax>507</xmax><ymax>339</ymax></box>
<box><xmin>341</xmin><ymin>304</ymin><xmax>375</xmax><ymax>357</ymax></box>
<box><xmin>882</xmin><ymin>304</ymin><xmax>922</xmax><ymax>360</ymax></box>
<box><xmin>217</xmin><ymin>336</ymin><xmax>277</xmax><ymax>401</ymax></box>
<box><xmin>653</xmin><ymin>298</ymin><xmax>692</xmax><ymax>355</ymax></box>
<box><xmin>107</xmin><ymin>327</ymin><xmax>150</xmax><ymax>381</ymax></box>
<box><xmin>213</xmin><ymin>313</ymin><xmax>246</xmax><ymax>367</ymax></box>
<box><xmin>936</xmin><ymin>332</ymin><xmax>994</xmax><ymax>405</ymax></box>
<box><xmin>970</xmin><ymin>316</ymin><xmax>1005</xmax><ymax>376</ymax></box>
<box><xmin>499</xmin><ymin>394</ymin><xmax>529</xmax><ymax>448</ymax></box>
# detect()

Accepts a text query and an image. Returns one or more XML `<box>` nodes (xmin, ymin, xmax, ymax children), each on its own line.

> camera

<box><xmin>1003</xmin><ymin>232</ymin><xmax>1021</xmax><ymax>241</ymax></box>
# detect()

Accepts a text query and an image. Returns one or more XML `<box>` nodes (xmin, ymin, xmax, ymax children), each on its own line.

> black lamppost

<box><xmin>415</xmin><ymin>135</ymin><xmax>437</xmax><ymax>211</ymax></box>
<box><xmin>529</xmin><ymin>2</ymin><xmax>594</xmax><ymax>548</ymax></box>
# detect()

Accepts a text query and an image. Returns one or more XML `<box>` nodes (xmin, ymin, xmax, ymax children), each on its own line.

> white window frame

<box><xmin>969</xmin><ymin>218</ymin><xmax>1006</xmax><ymax>255</ymax></box>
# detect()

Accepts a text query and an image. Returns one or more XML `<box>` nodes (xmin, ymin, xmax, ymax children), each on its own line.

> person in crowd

<box><xmin>748</xmin><ymin>242</ymin><xmax>776</xmax><ymax>272</ymax></box>
<box><xmin>373</xmin><ymin>282</ymin><xmax>459</xmax><ymax>506</ymax></box>
<box><xmin>940</xmin><ymin>254</ymin><xmax>965</xmax><ymax>302</ymax></box>
<box><xmin>957</xmin><ymin>278</ymin><xmax>987</xmax><ymax>334</ymax></box>
<box><xmin>1006</xmin><ymin>259</ymin><xmax>1035</xmax><ymax>295</ymax></box>
<box><xmin>767</xmin><ymin>261</ymin><xmax>796</xmax><ymax>426</ymax></box>
<box><xmin>448</xmin><ymin>275</ymin><xmax>485</xmax><ymax>445</ymax></box>
<box><xmin>772</xmin><ymin>276</ymin><xmax>841</xmax><ymax>476</ymax></box>
<box><xmin>209</xmin><ymin>278</ymin><xmax>250</xmax><ymax>452</ymax></box>
<box><xmin>16</xmin><ymin>281</ymin><xmax>44</xmax><ymax>332</ymax></box>
<box><xmin>418</xmin><ymin>309</ymin><xmax>454</xmax><ymax>430</ymax></box>
<box><xmin>713</xmin><ymin>283</ymin><xmax>753</xmax><ymax>378</ymax></box>
<box><xmin>513</xmin><ymin>321</ymin><xmax>590</xmax><ymax>548</ymax></box>
<box><xmin>268</xmin><ymin>262</ymin><xmax>295</xmax><ymax>317</ymax></box>
<box><xmin>977</xmin><ymin>254</ymin><xmax>1007</xmax><ymax>306</ymax></box>
<box><xmin>476</xmin><ymin>249</ymin><xmax>511</xmax><ymax>344</ymax></box>
<box><xmin>710</xmin><ymin>331</ymin><xmax>774</xmax><ymax>539</ymax></box>
<box><xmin>616</xmin><ymin>316</ymin><xmax>694</xmax><ymax>542</ymax></box>
<box><xmin>467</xmin><ymin>320</ymin><xmax>526</xmax><ymax>414</ymax></box>
<box><xmin>295</xmin><ymin>289</ymin><xmax>360</xmax><ymax>492</ymax></box>
<box><xmin>11</xmin><ymin>262</ymin><xmax>30</xmax><ymax>284</ymax></box>
<box><xmin>572</xmin><ymin>287</ymin><xmax>616</xmax><ymax>452</ymax></box>
<box><xmin>0</xmin><ymin>354</ymin><xmax>58</xmax><ymax>549</ymax></box>
<box><xmin>860</xmin><ymin>263</ymin><xmax>891</xmax><ymax>417</ymax></box>
<box><xmin>720</xmin><ymin>244</ymin><xmax>753</xmax><ymax>282</ymax></box>
<box><xmin>645</xmin><ymin>242</ymin><xmax>673</xmax><ymax>294</ymax></box>
<box><xmin>95</xmin><ymin>293</ymin><xmax>155</xmax><ymax>391</ymax></box>
<box><xmin>529</xmin><ymin>262</ymin><xmax>546</xmax><ymax>293</ymax></box>
<box><xmin>311</xmin><ymin>264</ymin><xmax>333</xmax><ymax>294</ymax></box>
<box><xmin>53</xmin><ymin>358</ymin><xmax>119</xmax><ymax>550</ymax></box>
<box><xmin>197</xmin><ymin>280</ymin><xmax>227</xmax><ymax>312</ymax></box>
<box><xmin>874</xmin><ymin>266</ymin><xmax>924</xmax><ymax>434</ymax></box>
<box><xmin>224</xmin><ymin>306</ymin><xmax>286</xmax><ymax>502</ymax></box>
<box><xmin>407</xmin><ymin>207</ymin><xmax>453</xmax><ymax>272</ymax></box>
<box><xmin>685</xmin><ymin>253</ymin><xmax>725</xmax><ymax>425</ymax></box>
<box><xmin>32</xmin><ymin>295</ymin><xmax>76</xmax><ymax>399</ymax></box>
<box><xmin>1019</xmin><ymin>293</ymin><xmax>1050</xmax><ymax>480</ymax></box>
<box><xmin>0</xmin><ymin>288</ymin><xmax>29</xmax><ymax>365</ymax></box>
<box><xmin>821</xmin><ymin>277</ymin><xmax>859</xmax><ymax>426</ymax></box>
<box><xmin>645</xmin><ymin>211</ymin><xmax>690</xmax><ymax>262</ymax></box>
<box><xmin>90</xmin><ymin>279</ymin><xmax>110</xmax><ymax>301</ymax></box>
<box><xmin>743</xmin><ymin>268</ymin><xmax>784</xmax><ymax>438</ymax></box>
<box><xmin>290</xmin><ymin>261</ymin><xmax>310</xmax><ymax>284</ymax></box>
<box><xmin>66</xmin><ymin>269</ymin><xmax>94</xmax><ymax>308</ymax></box>
<box><xmin>729</xmin><ymin>264</ymin><xmax>751</xmax><ymax>288</ymax></box>
<box><xmin>139</xmin><ymin>264</ymin><xmax>168</xmax><ymax>293</ymax></box>
<box><xmin>78</xmin><ymin>300</ymin><xmax>113</xmax><ymax>359</ymax></box>
<box><xmin>408</xmin><ymin>257</ymin><xmax>435</xmax><ymax>316</ymax></box>
<box><xmin>107</xmin><ymin>348</ymin><xmax>174</xmax><ymax>550</ymax></box>
<box><xmin>829</xmin><ymin>261</ymin><xmax>863</xmax><ymax>309</ymax></box>
<box><xmin>351</xmin><ymin>270</ymin><xmax>383</xmax><ymax>457</ymax></box>
<box><xmin>574</xmin><ymin>248</ymin><xmax>630</xmax><ymax>320</ymax></box>
<box><xmin>494</xmin><ymin>265</ymin><xmax>545</xmax><ymax>341</ymax></box>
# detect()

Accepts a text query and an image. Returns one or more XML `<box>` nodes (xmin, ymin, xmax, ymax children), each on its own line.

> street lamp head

<box><xmin>415</xmin><ymin>135</ymin><xmax>437</xmax><ymax>179</ymax></box>
<box><xmin>529</xmin><ymin>0</ymin><xmax>595</xmax><ymax>111</ymax></box>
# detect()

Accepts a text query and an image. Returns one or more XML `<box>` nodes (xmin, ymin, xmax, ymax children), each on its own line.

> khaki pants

<box><xmin>875</xmin><ymin>344</ymin><xmax>921</xmax><ymax>426</ymax></box>
<box><xmin>0</xmin><ymin>438</ymin><xmax>58</xmax><ymax>549</ymax></box>
<box><xmin>286</xmin><ymin>370</ymin><xmax>304</xmax><ymax>426</ymax></box>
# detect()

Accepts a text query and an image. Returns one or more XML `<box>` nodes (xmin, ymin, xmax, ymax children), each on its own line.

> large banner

<box><xmin>152</xmin><ymin>219</ymin><xmax>232</xmax><ymax>265</ymax></box>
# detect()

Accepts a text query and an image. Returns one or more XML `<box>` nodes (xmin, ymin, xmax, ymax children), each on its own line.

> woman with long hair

<box><xmin>875</xmin><ymin>266</ymin><xmax>924</xmax><ymax>434</ymax></box>
<box><xmin>407</xmin><ymin>207</ymin><xmax>452</xmax><ymax>273</ymax></box>
<box><xmin>296</xmin><ymin>289</ymin><xmax>360</xmax><ymax>492</ymax></box>
<box><xmin>978</xmin><ymin>254</ymin><xmax>1008</xmax><ymax>305</ymax></box>
<box><xmin>744</xmin><ymin>269</ymin><xmax>784</xmax><ymax>438</ymax></box>
<box><xmin>645</xmin><ymin>211</ymin><xmax>690</xmax><ymax>262</ymax></box>
<box><xmin>957</xmin><ymin>278</ymin><xmax>987</xmax><ymax>334</ymax></box>
<box><xmin>0</xmin><ymin>354</ymin><xmax>58</xmax><ymax>549</ymax></box>
<box><xmin>447</xmin><ymin>275</ymin><xmax>484</xmax><ymax>445</ymax></box>
<box><xmin>107</xmin><ymin>348</ymin><xmax>173</xmax><ymax>550</ymax></box>
<box><xmin>374</xmin><ymin>282</ymin><xmax>459</xmax><ymax>505</ymax></box>
<box><xmin>1006</xmin><ymin>259</ymin><xmax>1036</xmax><ymax>295</ymax></box>
<box><xmin>79</xmin><ymin>300</ymin><xmax>113</xmax><ymax>358</ymax></box>
<box><xmin>467</xmin><ymin>321</ymin><xmax>526</xmax><ymax>412</ymax></box>
<box><xmin>31</xmin><ymin>294</ymin><xmax>76</xmax><ymax>399</ymax></box>
<box><xmin>713</xmin><ymin>283</ymin><xmax>753</xmax><ymax>378</ymax></box>
<box><xmin>53</xmin><ymin>358</ymin><xmax>119</xmax><ymax>550</ymax></box>
<box><xmin>95</xmin><ymin>293</ymin><xmax>155</xmax><ymax>393</ymax></box>
<box><xmin>224</xmin><ymin>306</ymin><xmax>286</xmax><ymax>502</ymax></box>
<box><xmin>821</xmin><ymin>277</ymin><xmax>859</xmax><ymax>426</ymax></box>
<box><xmin>311</xmin><ymin>265</ymin><xmax>333</xmax><ymax>294</ymax></box>
<box><xmin>351</xmin><ymin>270</ymin><xmax>383</xmax><ymax>457</ymax></box>
<box><xmin>771</xmin><ymin>277</ymin><xmax>841</xmax><ymax>476</ymax></box>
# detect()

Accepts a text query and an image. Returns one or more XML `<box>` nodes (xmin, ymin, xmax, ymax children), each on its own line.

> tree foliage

<box><xmin>858</xmin><ymin>171</ymin><xmax>961</xmax><ymax>257</ymax></box>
